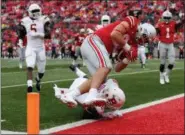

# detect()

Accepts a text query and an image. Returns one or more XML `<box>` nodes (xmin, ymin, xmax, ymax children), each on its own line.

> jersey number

<box><xmin>166</xmin><ymin>28</ymin><xmax>170</xmax><ymax>38</ymax></box>
<box><xmin>30</xmin><ymin>24</ymin><xmax>37</xmax><ymax>32</ymax></box>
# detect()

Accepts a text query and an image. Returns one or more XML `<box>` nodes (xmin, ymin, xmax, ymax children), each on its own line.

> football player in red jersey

<box><xmin>60</xmin><ymin>15</ymin><xmax>156</xmax><ymax>107</ymax></box>
<box><xmin>72</xmin><ymin>29</ymin><xmax>86</xmax><ymax>66</ymax></box>
<box><xmin>156</xmin><ymin>10</ymin><xmax>184</xmax><ymax>84</ymax></box>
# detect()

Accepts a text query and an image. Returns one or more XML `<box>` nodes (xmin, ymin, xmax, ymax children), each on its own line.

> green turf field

<box><xmin>1</xmin><ymin>58</ymin><xmax>184</xmax><ymax>131</ymax></box>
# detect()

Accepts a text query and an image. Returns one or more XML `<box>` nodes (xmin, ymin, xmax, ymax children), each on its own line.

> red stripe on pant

<box><xmin>88</xmin><ymin>36</ymin><xmax>106</xmax><ymax>67</ymax></box>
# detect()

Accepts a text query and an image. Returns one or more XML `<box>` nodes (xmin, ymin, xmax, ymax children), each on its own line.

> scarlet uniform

<box><xmin>75</xmin><ymin>34</ymin><xmax>85</xmax><ymax>47</ymax></box>
<box><xmin>81</xmin><ymin>16</ymin><xmax>139</xmax><ymax>75</ymax></box>
<box><xmin>157</xmin><ymin>21</ymin><xmax>176</xmax><ymax>44</ymax></box>
<box><xmin>95</xmin><ymin>16</ymin><xmax>139</xmax><ymax>53</ymax></box>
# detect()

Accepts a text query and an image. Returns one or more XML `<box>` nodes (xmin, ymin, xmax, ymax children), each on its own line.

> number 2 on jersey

<box><xmin>166</xmin><ymin>27</ymin><xmax>170</xmax><ymax>38</ymax></box>
<box><xmin>30</xmin><ymin>24</ymin><xmax>37</xmax><ymax>32</ymax></box>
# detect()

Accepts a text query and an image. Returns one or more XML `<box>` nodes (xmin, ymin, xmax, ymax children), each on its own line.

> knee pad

<box><xmin>27</xmin><ymin>67</ymin><xmax>33</xmax><ymax>71</ymax></box>
<box><xmin>168</xmin><ymin>64</ymin><xmax>174</xmax><ymax>70</ymax></box>
<box><xmin>159</xmin><ymin>64</ymin><xmax>165</xmax><ymax>72</ymax></box>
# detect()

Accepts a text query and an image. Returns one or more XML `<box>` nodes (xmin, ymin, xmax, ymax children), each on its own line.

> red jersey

<box><xmin>95</xmin><ymin>16</ymin><xmax>139</xmax><ymax>53</ymax></box>
<box><xmin>75</xmin><ymin>34</ymin><xmax>85</xmax><ymax>47</ymax></box>
<box><xmin>23</xmin><ymin>37</ymin><xmax>27</xmax><ymax>47</ymax></box>
<box><xmin>2</xmin><ymin>45</ymin><xmax>7</xmax><ymax>51</ymax></box>
<box><xmin>157</xmin><ymin>21</ymin><xmax>176</xmax><ymax>44</ymax></box>
<box><xmin>179</xmin><ymin>46</ymin><xmax>184</xmax><ymax>52</ymax></box>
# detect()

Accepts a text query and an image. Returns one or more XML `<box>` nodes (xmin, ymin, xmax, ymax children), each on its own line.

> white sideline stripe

<box><xmin>1</xmin><ymin>68</ymin><xmax>183</xmax><ymax>89</ymax></box>
<box><xmin>1</xmin><ymin>130</ymin><xmax>25</xmax><ymax>134</ymax></box>
<box><xmin>1</xmin><ymin>120</ymin><xmax>6</xmax><ymax>122</ymax></box>
<box><xmin>1</xmin><ymin>93</ymin><xmax>184</xmax><ymax>134</ymax></box>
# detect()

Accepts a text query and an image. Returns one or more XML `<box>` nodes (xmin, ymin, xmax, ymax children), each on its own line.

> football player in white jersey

<box><xmin>95</xmin><ymin>15</ymin><xmax>111</xmax><ymax>30</ymax></box>
<box><xmin>16</xmin><ymin>3</ymin><xmax>51</xmax><ymax>92</ymax></box>
<box><xmin>54</xmin><ymin>65</ymin><xmax>125</xmax><ymax>119</ymax></box>
<box><xmin>138</xmin><ymin>43</ymin><xmax>147</xmax><ymax>69</ymax></box>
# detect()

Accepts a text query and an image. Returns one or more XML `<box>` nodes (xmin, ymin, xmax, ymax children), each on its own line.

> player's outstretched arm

<box><xmin>16</xmin><ymin>23</ymin><xmax>26</xmax><ymax>40</ymax></box>
<box><xmin>44</xmin><ymin>21</ymin><xmax>51</xmax><ymax>39</ymax></box>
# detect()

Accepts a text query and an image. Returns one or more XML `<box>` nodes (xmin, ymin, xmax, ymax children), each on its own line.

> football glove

<box><xmin>123</xmin><ymin>44</ymin><xmax>137</xmax><ymax>62</ymax></box>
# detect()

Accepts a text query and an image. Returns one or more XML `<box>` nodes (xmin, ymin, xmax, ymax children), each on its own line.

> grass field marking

<box><xmin>1</xmin><ymin>93</ymin><xmax>184</xmax><ymax>134</ymax></box>
<box><xmin>1</xmin><ymin>60</ymin><xmax>183</xmax><ymax>74</ymax></box>
<box><xmin>39</xmin><ymin>93</ymin><xmax>184</xmax><ymax>134</ymax></box>
<box><xmin>1</xmin><ymin>130</ymin><xmax>25</xmax><ymax>134</ymax></box>
<box><xmin>1</xmin><ymin>68</ymin><xmax>183</xmax><ymax>89</ymax></box>
<box><xmin>1</xmin><ymin>120</ymin><xmax>6</xmax><ymax>122</ymax></box>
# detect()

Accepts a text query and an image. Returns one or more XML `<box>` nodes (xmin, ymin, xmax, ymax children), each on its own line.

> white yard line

<box><xmin>2</xmin><ymin>93</ymin><xmax>183</xmax><ymax>134</ymax></box>
<box><xmin>1</xmin><ymin>68</ymin><xmax>63</xmax><ymax>74</ymax></box>
<box><xmin>1</xmin><ymin>120</ymin><xmax>6</xmax><ymax>122</ymax></box>
<box><xmin>1</xmin><ymin>68</ymin><xmax>183</xmax><ymax>89</ymax></box>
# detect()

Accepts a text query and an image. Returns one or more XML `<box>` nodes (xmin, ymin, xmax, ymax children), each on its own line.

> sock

<box><xmin>36</xmin><ymin>73</ymin><xmax>44</xmax><ymax>81</ymax></box>
<box><xmin>166</xmin><ymin>68</ymin><xmax>171</xmax><ymax>76</ymax></box>
<box><xmin>76</xmin><ymin>67</ymin><xmax>87</xmax><ymax>78</ymax></box>
<box><xmin>88</xmin><ymin>88</ymin><xmax>98</xmax><ymax>97</ymax></box>
<box><xmin>70</xmin><ymin>87</ymin><xmax>81</xmax><ymax>97</ymax></box>
<box><xmin>27</xmin><ymin>80</ymin><xmax>33</xmax><ymax>87</ymax></box>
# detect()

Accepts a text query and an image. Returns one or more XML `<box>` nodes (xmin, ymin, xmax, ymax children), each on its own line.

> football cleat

<box><xmin>53</xmin><ymin>84</ymin><xmax>61</xmax><ymax>99</ymax></box>
<box><xmin>69</xmin><ymin>64</ymin><xmax>81</xmax><ymax>72</ymax></box>
<box><xmin>60</xmin><ymin>94</ymin><xmax>78</xmax><ymax>107</ymax></box>
<box><xmin>19</xmin><ymin>63</ymin><xmax>23</xmax><ymax>69</ymax></box>
<box><xmin>160</xmin><ymin>72</ymin><xmax>165</xmax><ymax>85</ymax></box>
<box><xmin>35</xmin><ymin>78</ymin><xmax>41</xmax><ymax>91</ymax></box>
<box><xmin>164</xmin><ymin>72</ymin><xmax>170</xmax><ymax>83</ymax></box>
<box><xmin>27</xmin><ymin>86</ymin><xmax>33</xmax><ymax>93</ymax></box>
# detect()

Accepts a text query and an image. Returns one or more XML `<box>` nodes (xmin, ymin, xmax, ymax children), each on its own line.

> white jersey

<box><xmin>21</xmin><ymin>15</ymin><xmax>50</xmax><ymax>48</ymax></box>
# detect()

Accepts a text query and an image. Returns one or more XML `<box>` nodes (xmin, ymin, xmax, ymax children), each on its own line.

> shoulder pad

<box><xmin>21</xmin><ymin>17</ymin><xmax>31</xmax><ymax>26</ymax></box>
<box><xmin>41</xmin><ymin>15</ymin><xmax>50</xmax><ymax>24</ymax></box>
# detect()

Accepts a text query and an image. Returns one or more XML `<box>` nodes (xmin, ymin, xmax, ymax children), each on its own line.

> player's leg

<box><xmin>60</xmin><ymin>35</ymin><xmax>111</xmax><ymax>107</ymax></box>
<box><xmin>19</xmin><ymin>48</ymin><xmax>25</xmax><ymax>69</ymax></box>
<box><xmin>164</xmin><ymin>44</ymin><xmax>175</xmax><ymax>83</ymax></box>
<box><xmin>137</xmin><ymin>47</ymin><xmax>142</xmax><ymax>67</ymax></box>
<box><xmin>69</xmin><ymin>64</ymin><xmax>87</xmax><ymax>78</ymax></box>
<box><xmin>25</xmin><ymin>47</ymin><xmax>36</xmax><ymax>92</ymax></box>
<box><xmin>140</xmin><ymin>47</ymin><xmax>146</xmax><ymax>68</ymax></box>
<box><xmin>35</xmin><ymin>48</ymin><xmax>46</xmax><ymax>91</ymax></box>
<box><xmin>82</xmin><ymin>35</ymin><xmax>112</xmax><ymax>106</ymax></box>
<box><xmin>159</xmin><ymin>42</ymin><xmax>167</xmax><ymax>85</ymax></box>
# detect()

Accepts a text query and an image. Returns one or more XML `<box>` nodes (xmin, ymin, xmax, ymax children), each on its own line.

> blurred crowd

<box><xmin>1</xmin><ymin>0</ymin><xmax>184</xmax><ymax>59</ymax></box>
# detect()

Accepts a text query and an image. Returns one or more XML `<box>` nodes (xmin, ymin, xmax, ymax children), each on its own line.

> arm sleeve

<box><xmin>175</xmin><ymin>19</ymin><xmax>185</xmax><ymax>31</ymax></box>
<box><xmin>44</xmin><ymin>21</ymin><xmax>51</xmax><ymax>39</ymax></box>
<box><xmin>16</xmin><ymin>23</ymin><xmax>26</xmax><ymax>39</ymax></box>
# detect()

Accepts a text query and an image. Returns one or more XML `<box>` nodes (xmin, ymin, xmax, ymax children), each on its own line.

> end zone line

<box><xmin>1</xmin><ymin>93</ymin><xmax>184</xmax><ymax>134</ymax></box>
<box><xmin>1</xmin><ymin>68</ymin><xmax>183</xmax><ymax>89</ymax></box>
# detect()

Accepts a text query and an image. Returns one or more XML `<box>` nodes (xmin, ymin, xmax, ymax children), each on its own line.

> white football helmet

<box><xmin>99</xmin><ymin>79</ymin><xmax>126</xmax><ymax>110</ymax></box>
<box><xmin>28</xmin><ymin>3</ymin><xmax>42</xmax><ymax>19</ymax></box>
<box><xmin>162</xmin><ymin>10</ymin><xmax>172</xmax><ymax>23</ymax></box>
<box><xmin>80</xmin><ymin>28</ymin><xmax>85</xmax><ymax>33</ymax></box>
<box><xmin>137</xmin><ymin>23</ymin><xmax>156</xmax><ymax>39</ymax></box>
<box><xmin>101</xmin><ymin>15</ymin><xmax>111</xmax><ymax>26</ymax></box>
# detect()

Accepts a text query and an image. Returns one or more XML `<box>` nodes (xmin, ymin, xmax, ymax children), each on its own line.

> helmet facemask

<box><xmin>163</xmin><ymin>16</ymin><xmax>172</xmax><ymax>24</ymax></box>
<box><xmin>30</xmin><ymin>9</ymin><xmax>41</xmax><ymax>19</ymax></box>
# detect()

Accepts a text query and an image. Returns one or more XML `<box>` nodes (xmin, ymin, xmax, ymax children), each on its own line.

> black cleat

<box><xmin>69</xmin><ymin>64</ymin><xmax>81</xmax><ymax>72</ymax></box>
<box><xmin>35</xmin><ymin>78</ymin><xmax>41</xmax><ymax>91</ymax></box>
<box><xmin>27</xmin><ymin>86</ymin><xmax>33</xmax><ymax>93</ymax></box>
<box><xmin>82</xmin><ymin>107</ymin><xmax>103</xmax><ymax>119</ymax></box>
